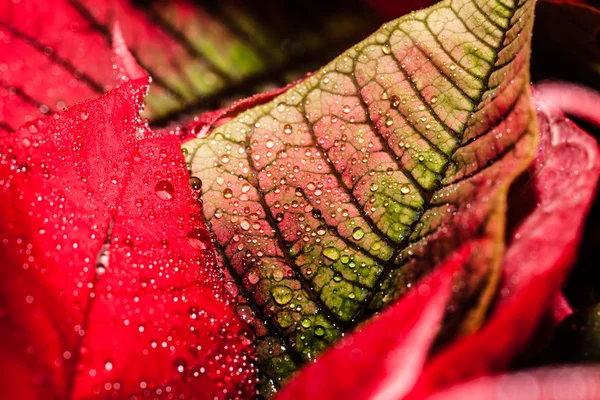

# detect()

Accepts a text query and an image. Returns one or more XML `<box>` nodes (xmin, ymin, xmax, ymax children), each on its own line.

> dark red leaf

<box><xmin>0</xmin><ymin>32</ymin><xmax>254</xmax><ymax>399</ymax></box>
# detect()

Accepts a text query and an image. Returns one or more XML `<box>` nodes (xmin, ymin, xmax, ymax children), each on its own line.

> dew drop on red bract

<box><xmin>187</xmin><ymin>228</ymin><xmax>212</xmax><ymax>250</ymax></box>
<box><xmin>155</xmin><ymin>180</ymin><xmax>175</xmax><ymax>201</ymax></box>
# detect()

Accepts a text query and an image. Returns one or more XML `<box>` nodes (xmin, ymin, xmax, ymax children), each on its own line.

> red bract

<box><xmin>277</xmin><ymin>91</ymin><xmax>600</xmax><ymax>400</ymax></box>
<box><xmin>0</xmin><ymin>27</ymin><xmax>254</xmax><ymax>399</ymax></box>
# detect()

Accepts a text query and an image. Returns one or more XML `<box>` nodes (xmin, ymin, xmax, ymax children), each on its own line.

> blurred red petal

<box><xmin>426</xmin><ymin>366</ymin><xmax>600</xmax><ymax>400</ymax></box>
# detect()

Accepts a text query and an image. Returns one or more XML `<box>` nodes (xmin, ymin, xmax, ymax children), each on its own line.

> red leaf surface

<box><xmin>276</xmin><ymin>244</ymin><xmax>474</xmax><ymax>400</ymax></box>
<box><xmin>0</xmin><ymin>32</ymin><xmax>254</xmax><ymax>399</ymax></box>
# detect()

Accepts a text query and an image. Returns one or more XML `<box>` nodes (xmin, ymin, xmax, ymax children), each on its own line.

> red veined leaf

<box><xmin>182</xmin><ymin>0</ymin><xmax>540</xmax><ymax>389</ymax></box>
<box><xmin>403</xmin><ymin>89</ymin><xmax>600</xmax><ymax>398</ymax></box>
<box><xmin>425</xmin><ymin>366</ymin><xmax>600</xmax><ymax>400</ymax></box>
<box><xmin>0</xmin><ymin>0</ymin><xmax>379</xmax><ymax>130</ymax></box>
<box><xmin>0</xmin><ymin>30</ymin><xmax>254</xmax><ymax>399</ymax></box>
<box><xmin>276</xmin><ymin>243</ymin><xmax>474</xmax><ymax>400</ymax></box>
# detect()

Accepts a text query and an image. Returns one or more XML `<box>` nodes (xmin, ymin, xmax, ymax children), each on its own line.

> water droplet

<box><xmin>323</xmin><ymin>247</ymin><xmax>340</xmax><ymax>261</ymax></box>
<box><xmin>314</xmin><ymin>325</ymin><xmax>326</xmax><ymax>337</ymax></box>
<box><xmin>431</xmin><ymin>96</ymin><xmax>438</xmax><ymax>104</ymax></box>
<box><xmin>221</xmin><ymin>154</ymin><xmax>230</xmax><ymax>164</ymax></box>
<box><xmin>283</xmin><ymin>124</ymin><xmax>293</xmax><ymax>134</ymax></box>
<box><xmin>247</xmin><ymin>269</ymin><xmax>260</xmax><ymax>285</ymax></box>
<box><xmin>400</xmin><ymin>184</ymin><xmax>411</xmax><ymax>194</ymax></box>
<box><xmin>235</xmin><ymin>305</ymin><xmax>254</xmax><ymax>324</ymax></box>
<box><xmin>385</xmin><ymin>117</ymin><xmax>393</xmax><ymax>127</ymax></box>
<box><xmin>273</xmin><ymin>269</ymin><xmax>284</xmax><ymax>282</ymax></box>
<box><xmin>370</xmin><ymin>182</ymin><xmax>379</xmax><ymax>192</ymax></box>
<box><xmin>382</xmin><ymin>44</ymin><xmax>391</xmax><ymax>54</ymax></box>
<box><xmin>174</xmin><ymin>358</ymin><xmax>187</xmax><ymax>374</ymax></box>
<box><xmin>278</xmin><ymin>312</ymin><xmax>293</xmax><ymax>328</ymax></box>
<box><xmin>266</xmin><ymin>139</ymin><xmax>275</xmax><ymax>149</ymax></box>
<box><xmin>391</xmin><ymin>95</ymin><xmax>401</xmax><ymax>108</ymax></box>
<box><xmin>342</xmin><ymin>105</ymin><xmax>351</xmax><ymax>113</ymax></box>
<box><xmin>352</xmin><ymin>227</ymin><xmax>365</xmax><ymax>241</ymax></box>
<box><xmin>189</xmin><ymin>176</ymin><xmax>202</xmax><ymax>191</ymax></box>
<box><xmin>104</xmin><ymin>361</ymin><xmax>113</xmax><ymax>371</ymax></box>
<box><xmin>155</xmin><ymin>180</ymin><xmax>174</xmax><ymax>201</ymax></box>
<box><xmin>271</xmin><ymin>285</ymin><xmax>293</xmax><ymax>305</ymax></box>
<box><xmin>240</xmin><ymin>220</ymin><xmax>250</xmax><ymax>231</ymax></box>
<box><xmin>301</xmin><ymin>318</ymin><xmax>312</xmax><ymax>328</ymax></box>
<box><xmin>186</xmin><ymin>228</ymin><xmax>211</xmax><ymax>250</ymax></box>
<box><xmin>223</xmin><ymin>188</ymin><xmax>233</xmax><ymax>199</ymax></box>
<box><xmin>224</xmin><ymin>281</ymin><xmax>238</xmax><ymax>297</ymax></box>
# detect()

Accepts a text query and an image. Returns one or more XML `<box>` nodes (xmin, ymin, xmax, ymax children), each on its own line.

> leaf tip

<box><xmin>112</xmin><ymin>21</ymin><xmax>149</xmax><ymax>83</ymax></box>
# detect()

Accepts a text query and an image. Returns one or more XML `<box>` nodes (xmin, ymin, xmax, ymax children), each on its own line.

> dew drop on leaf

<box><xmin>240</xmin><ymin>220</ymin><xmax>251</xmax><ymax>231</ymax></box>
<box><xmin>400</xmin><ymin>183</ymin><xmax>411</xmax><ymax>194</ymax></box>
<box><xmin>155</xmin><ymin>180</ymin><xmax>175</xmax><ymax>201</ymax></box>
<box><xmin>247</xmin><ymin>269</ymin><xmax>260</xmax><ymax>285</ymax></box>
<box><xmin>235</xmin><ymin>305</ymin><xmax>254</xmax><ymax>323</ymax></box>
<box><xmin>189</xmin><ymin>176</ymin><xmax>202</xmax><ymax>191</ymax></box>
<box><xmin>314</xmin><ymin>325</ymin><xmax>326</xmax><ymax>337</ymax></box>
<box><xmin>352</xmin><ymin>227</ymin><xmax>365</xmax><ymax>241</ymax></box>
<box><xmin>323</xmin><ymin>247</ymin><xmax>340</xmax><ymax>261</ymax></box>
<box><xmin>283</xmin><ymin>124</ymin><xmax>293</xmax><ymax>135</ymax></box>
<box><xmin>271</xmin><ymin>285</ymin><xmax>293</xmax><ymax>305</ymax></box>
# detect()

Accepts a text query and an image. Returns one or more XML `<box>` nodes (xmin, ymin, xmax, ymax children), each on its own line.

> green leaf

<box><xmin>183</xmin><ymin>0</ymin><xmax>539</xmax><ymax>393</ymax></box>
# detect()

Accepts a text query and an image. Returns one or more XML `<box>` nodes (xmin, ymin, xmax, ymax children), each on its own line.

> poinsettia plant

<box><xmin>1</xmin><ymin>0</ymin><xmax>600</xmax><ymax>399</ymax></box>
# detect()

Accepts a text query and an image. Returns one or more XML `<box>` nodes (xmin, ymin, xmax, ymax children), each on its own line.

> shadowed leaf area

<box><xmin>0</xmin><ymin>0</ymin><xmax>379</xmax><ymax>131</ymax></box>
<box><xmin>182</xmin><ymin>0</ymin><xmax>541</xmax><ymax>394</ymax></box>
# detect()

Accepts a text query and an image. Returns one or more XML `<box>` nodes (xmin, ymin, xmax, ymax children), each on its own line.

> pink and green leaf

<box><xmin>183</xmin><ymin>0</ymin><xmax>540</xmax><ymax>390</ymax></box>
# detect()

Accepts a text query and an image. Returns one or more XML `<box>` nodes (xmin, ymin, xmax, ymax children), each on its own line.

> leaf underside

<box><xmin>183</xmin><ymin>0</ymin><xmax>539</xmax><ymax>393</ymax></box>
